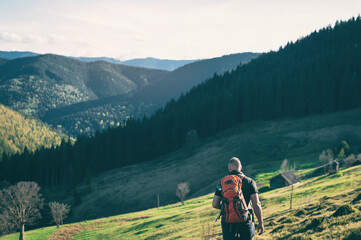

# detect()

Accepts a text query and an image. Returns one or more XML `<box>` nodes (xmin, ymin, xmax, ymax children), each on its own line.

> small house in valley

<box><xmin>311</xmin><ymin>160</ymin><xmax>340</xmax><ymax>177</ymax></box>
<box><xmin>270</xmin><ymin>171</ymin><xmax>300</xmax><ymax>189</ymax></box>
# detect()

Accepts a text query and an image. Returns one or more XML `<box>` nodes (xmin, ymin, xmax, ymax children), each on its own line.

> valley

<box><xmin>0</xmin><ymin>53</ymin><xmax>258</xmax><ymax>137</ymax></box>
<box><xmin>1</xmin><ymin>155</ymin><xmax>360</xmax><ymax>239</ymax></box>
<box><xmin>68</xmin><ymin>107</ymin><xmax>361</xmax><ymax>221</ymax></box>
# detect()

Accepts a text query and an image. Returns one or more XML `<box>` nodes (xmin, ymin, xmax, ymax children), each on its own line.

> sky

<box><xmin>0</xmin><ymin>0</ymin><xmax>360</xmax><ymax>60</ymax></box>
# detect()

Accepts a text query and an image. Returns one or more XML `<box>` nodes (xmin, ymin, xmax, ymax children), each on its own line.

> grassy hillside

<box><xmin>0</xmin><ymin>104</ymin><xmax>66</xmax><ymax>157</ymax></box>
<box><xmin>69</xmin><ymin>107</ymin><xmax>361</xmax><ymax>221</ymax></box>
<box><xmin>2</xmin><ymin>165</ymin><xmax>360</xmax><ymax>239</ymax></box>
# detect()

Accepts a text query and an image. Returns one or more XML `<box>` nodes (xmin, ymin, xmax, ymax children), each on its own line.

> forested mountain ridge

<box><xmin>0</xmin><ymin>55</ymin><xmax>168</xmax><ymax>135</ymax></box>
<box><xmin>130</xmin><ymin>52</ymin><xmax>260</xmax><ymax>104</ymax></box>
<box><xmin>0</xmin><ymin>57</ymin><xmax>8</xmax><ymax>65</ymax></box>
<box><xmin>0</xmin><ymin>53</ymin><xmax>256</xmax><ymax>136</ymax></box>
<box><xmin>0</xmin><ymin>54</ymin><xmax>168</xmax><ymax>116</ymax></box>
<box><xmin>0</xmin><ymin>51</ymin><xmax>197</xmax><ymax>71</ymax></box>
<box><xmin>1</xmin><ymin>17</ymin><xmax>361</xmax><ymax>191</ymax></box>
<box><xmin>0</xmin><ymin>51</ymin><xmax>39</xmax><ymax>59</ymax></box>
<box><xmin>0</xmin><ymin>104</ymin><xmax>66</xmax><ymax>158</ymax></box>
<box><xmin>41</xmin><ymin>52</ymin><xmax>259</xmax><ymax>136</ymax></box>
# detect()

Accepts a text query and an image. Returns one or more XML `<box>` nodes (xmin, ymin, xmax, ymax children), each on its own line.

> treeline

<box><xmin>1</xmin><ymin>17</ymin><xmax>361</xmax><ymax>187</ymax></box>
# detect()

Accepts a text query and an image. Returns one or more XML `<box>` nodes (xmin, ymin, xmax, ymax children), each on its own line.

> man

<box><xmin>212</xmin><ymin>157</ymin><xmax>264</xmax><ymax>240</ymax></box>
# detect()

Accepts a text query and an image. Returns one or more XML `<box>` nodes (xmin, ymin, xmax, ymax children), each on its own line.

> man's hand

<box><xmin>250</xmin><ymin>193</ymin><xmax>264</xmax><ymax>235</ymax></box>
<box><xmin>257</xmin><ymin>222</ymin><xmax>264</xmax><ymax>235</ymax></box>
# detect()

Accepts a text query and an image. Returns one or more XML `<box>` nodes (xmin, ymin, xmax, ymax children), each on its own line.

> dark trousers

<box><xmin>221</xmin><ymin>221</ymin><xmax>255</xmax><ymax>240</ymax></box>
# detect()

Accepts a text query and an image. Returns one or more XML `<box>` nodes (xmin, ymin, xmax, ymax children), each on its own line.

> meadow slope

<box><xmin>71</xmin><ymin>107</ymin><xmax>361</xmax><ymax>221</ymax></box>
<box><xmin>1</xmin><ymin>165</ymin><xmax>360</xmax><ymax>240</ymax></box>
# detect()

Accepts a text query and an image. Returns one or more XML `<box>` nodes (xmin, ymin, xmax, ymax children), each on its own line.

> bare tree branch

<box><xmin>176</xmin><ymin>182</ymin><xmax>190</xmax><ymax>205</ymax></box>
<box><xmin>0</xmin><ymin>182</ymin><xmax>44</xmax><ymax>239</ymax></box>
<box><xmin>49</xmin><ymin>202</ymin><xmax>70</xmax><ymax>228</ymax></box>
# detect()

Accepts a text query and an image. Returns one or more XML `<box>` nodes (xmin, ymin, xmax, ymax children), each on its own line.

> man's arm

<box><xmin>212</xmin><ymin>195</ymin><xmax>221</xmax><ymax>209</ymax></box>
<box><xmin>250</xmin><ymin>193</ymin><xmax>264</xmax><ymax>235</ymax></box>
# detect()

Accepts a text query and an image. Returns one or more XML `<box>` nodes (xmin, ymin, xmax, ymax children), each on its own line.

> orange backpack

<box><xmin>221</xmin><ymin>175</ymin><xmax>249</xmax><ymax>223</ymax></box>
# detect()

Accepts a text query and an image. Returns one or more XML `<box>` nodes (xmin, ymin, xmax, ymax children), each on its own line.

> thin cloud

<box><xmin>24</xmin><ymin>35</ymin><xmax>45</xmax><ymax>44</ymax></box>
<box><xmin>0</xmin><ymin>0</ymin><xmax>360</xmax><ymax>59</ymax></box>
<box><xmin>0</xmin><ymin>32</ymin><xmax>45</xmax><ymax>44</ymax></box>
<box><xmin>0</xmin><ymin>32</ymin><xmax>23</xmax><ymax>42</ymax></box>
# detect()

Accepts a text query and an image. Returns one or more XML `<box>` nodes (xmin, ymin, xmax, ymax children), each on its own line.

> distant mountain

<box><xmin>121</xmin><ymin>57</ymin><xmax>198</xmax><ymax>71</ymax></box>
<box><xmin>41</xmin><ymin>52</ymin><xmax>259</xmax><ymax>136</ymax></box>
<box><xmin>0</xmin><ymin>104</ymin><xmax>66</xmax><ymax>158</ymax></box>
<box><xmin>0</xmin><ymin>51</ymin><xmax>198</xmax><ymax>71</ymax></box>
<box><xmin>131</xmin><ymin>52</ymin><xmax>260</xmax><ymax>104</ymax></box>
<box><xmin>0</xmin><ymin>58</ymin><xmax>7</xmax><ymax>66</ymax></box>
<box><xmin>74</xmin><ymin>57</ymin><xmax>197</xmax><ymax>71</ymax></box>
<box><xmin>0</xmin><ymin>51</ymin><xmax>39</xmax><ymax>59</ymax></box>
<box><xmin>72</xmin><ymin>56</ymin><xmax>123</xmax><ymax>65</ymax></box>
<box><xmin>0</xmin><ymin>51</ymin><xmax>259</xmax><ymax>136</ymax></box>
<box><xmin>0</xmin><ymin>54</ymin><xmax>168</xmax><ymax>135</ymax></box>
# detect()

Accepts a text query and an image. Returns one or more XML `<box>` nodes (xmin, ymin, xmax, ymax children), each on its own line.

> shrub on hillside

<box><xmin>289</xmin><ymin>235</ymin><xmax>312</xmax><ymax>240</ymax></box>
<box><xmin>295</xmin><ymin>209</ymin><xmax>307</xmax><ymax>216</ymax></box>
<box><xmin>271</xmin><ymin>224</ymin><xmax>284</xmax><ymax>233</ymax></box>
<box><xmin>343</xmin><ymin>227</ymin><xmax>361</xmax><ymax>240</ymax></box>
<box><xmin>352</xmin><ymin>193</ymin><xmax>361</xmax><ymax>204</ymax></box>
<box><xmin>304</xmin><ymin>217</ymin><xmax>325</xmax><ymax>232</ymax></box>
<box><xmin>333</xmin><ymin>204</ymin><xmax>355</xmax><ymax>217</ymax></box>
<box><xmin>278</xmin><ymin>216</ymin><xmax>298</xmax><ymax>223</ymax></box>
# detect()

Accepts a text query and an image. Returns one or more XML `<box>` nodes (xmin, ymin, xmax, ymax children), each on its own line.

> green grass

<box><xmin>2</xmin><ymin>108</ymin><xmax>361</xmax><ymax>239</ymax></box>
<box><xmin>68</xmin><ymin>108</ymin><xmax>361</xmax><ymax>221</ymax></box>
<box><xmin>1</xmin><ymin>226</ymin><xmax>57</xmax><ymax>240</ymax></box>
<box><xmin>2</xmin><ymin>165</ymin><xmax>361</xmax><ymax>240</ymax></box>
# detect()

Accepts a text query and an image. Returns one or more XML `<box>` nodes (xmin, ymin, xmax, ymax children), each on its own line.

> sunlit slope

<box><xmin>0</xmin><ymin>104</ymin><xmax>66</xmax><ymax>157</ymax></box>
<box><xmin>72</xmin><ymin>107</ymin><xmax>361</xmax><ymax>221</ymax></box>
<box><xmin>2</xmin><ymin>165</ymin><xmax>360</xmax><ymax>240</ymax></box>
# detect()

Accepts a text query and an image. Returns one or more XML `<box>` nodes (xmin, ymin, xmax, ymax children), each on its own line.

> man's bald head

<box><xmin>228</xmin><ymin>157</ymin><xmax>242</xmax><ymax>172</ymax></box>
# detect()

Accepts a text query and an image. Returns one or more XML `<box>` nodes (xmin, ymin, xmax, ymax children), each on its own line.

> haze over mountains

<box><xmin>0</xmin><ymin>51</ymin><xmax>198</xmax><ymax>71</ymax></box>
<box><xmin>121</xmin><ymin>57</ymin><xmax>197</xmax><ymax>71</ymax></box>
<box><xmin>0</xmin><ymin>52</ymin><xmax>259</xmax><ymax>136</ymax></box>
<box><xmin>77</xmin><ymin>56</ymin><xmax>198</xmax><ymax>71</ymax></box>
